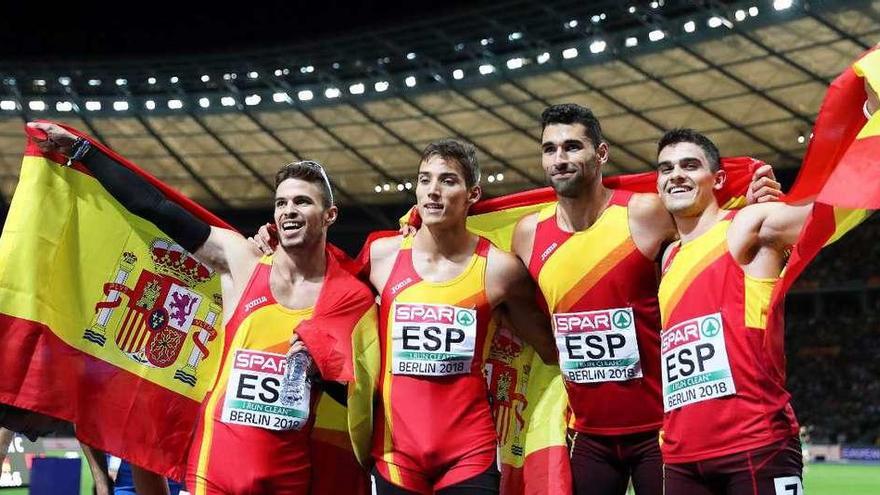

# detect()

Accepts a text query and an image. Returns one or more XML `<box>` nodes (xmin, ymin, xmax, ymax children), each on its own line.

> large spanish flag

<box><xmin>0</xmin><ymin>123</ymin><xmax>376</xmax><ymax>487</ymax></box>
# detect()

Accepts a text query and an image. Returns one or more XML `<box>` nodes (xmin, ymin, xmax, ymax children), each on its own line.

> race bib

<box><xmin>661</xmin><ymin>313</ymin><xmax>736</xmax><ymax>412</ymax></box>
<box><xmin>391</xmin><ymin>302</ymin><xmax>477</xmax><ymax>376</ymax></box>
<box><xmin>221</xmin><ymin>349</ymin><xmax>310</xmax><ymax>431</ymax></box>
<box><xmin>554</xmin><ymin>307</ymin><xmax>643</xmax><ymax>383</ymax></box>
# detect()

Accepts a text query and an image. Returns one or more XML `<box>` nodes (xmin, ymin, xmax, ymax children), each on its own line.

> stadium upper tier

<box><xmin>0</xmin><ymin>0</ymin><xmax>875</xmax><ymax>210</ymax></box>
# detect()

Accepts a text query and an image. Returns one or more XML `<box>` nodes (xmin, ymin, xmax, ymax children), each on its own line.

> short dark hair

<box><xmin>420</xmin><ymin>139</ymin><xmax>480</xmax><ymax>188</ymax></box>
<box><xmin>540</xmin><ymin>103</ymin><xmax>605</xmax><ymax>150</ymax></box>
<box><xmin>657</xmin><ymin>129</ymin><xmax>722</xmax><ymax>172</ymax></box>
<box><xmin>274</xmin><ymin>160</ymin><xmax>334</xmax><ymax>208</ymax></box>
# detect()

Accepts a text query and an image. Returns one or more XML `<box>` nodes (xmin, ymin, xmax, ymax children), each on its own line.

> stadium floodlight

<box><xmin>272</xmin><ymin>92</ymin><xmax>288</xmax><ymax>102</ymax></box>
<box><xmin>407</xmin><ymin>52</ymin><xmax>416</xmax><ymax>60</ymax></box>
<box><xmin>773</xmin><ymin>0</ymin><xmax>793</xmax><ymax>10</ymax></box>
<box><xmin>349</xmin><ymin>83</ymin><xmax>365</xmax><ymax>95</ymax></box>
<box><xmin>0</xmin><ymin>100</ymin><xmax>15</xmax><ymax>110</ymax></box>
<box><xmin>749</xmin><ymin>6</ymin><xmax>759</xmax><ymax>16</ymax></box>
<box><xmin>332</xmin><ymin>62</ymin><xmax>341</xmax><ymax>69</ymax></box>
<box><xmin>405</xmin><ymin>76</ymin><xmax>417</xmax><ymax>87</ymax></box>
<box><xmin>496</xmin><ymin>173</ymin><xmax>504</xmax><ymax>182</ymax></box>
<box><xmin>248</xmin><ymin>71</ymin><xmax>259</xmax><ymax>79</ymax></box>
<box><xmin>34</xmin><ymin>79</ymin><xmax>46</xmax><ymax>86</ymax></box>
<box><xmin>28</xmin><ymin>100</ymin><xmax>46</xmax><ymax>111</ymax></box>
<box><xmin>147</xmin><ymin>77</ymin><xmax>157</xmax><ymax>85</ymax></box>
<box><xmin>396</xmin><ymin>184</ymin><xmax>405</xmax><ymax>191</ymax></box>
<box><xmin>382</xmin><ymin>184</ymin><xmax>390</xmax><ymax>191</ymax></box>
<box><xmin>220</xmin><ymin>96</ymin><xmax>236</xmax><ymax>107</ymax></box>
<box><xmin>244</xmin><ymin>94</ymin><xmax>261</xmax><ymax>105</ymax></box>
<box><xmin>480</xmin><ymin>38</ymin><xmax>493</xmax><ymax>46</ymax></box>
<box><xmin>453</xmin><ymin>69</ymin><xmax>464</xmax><ymax>80</ymax></box>
<box><xmin>589</xmin><ymin>40</ymin><xmax>607</xmax><ymax>53</ymax></box>
<box><xmin>479</xmin><ymin>64</ymin><xmax>495</xmax><ymax>75</ymax></box>
<box><xmin>282</xmin><ymin>68</ymin><xmax>290</xmax><ymax>75</ymax></box>
<box><xmin>648</xmin><ymin>29</ymin><xmax>665</xmax><ymax>42</ymax></box>
<box><xmin>562</xmin><ymin>47</ymin><xmax>579</xmax><ymax>59</ymax></box>
<box><xmin>508</xmin><ymin>32</ymin><xmax>522</xmax><ymax>41</ymax></box>
<box><xmin>199</xmin><ymin>97</ymin><xmax>210</xmax><ymax>108</ymax></box>
<box><xmin>374</xmin><ymin>81</ymin><xmax>389</xmax><ymax>92</ymax></box>
<box><xmin>324</xmin><ymin>87</ymin><xmax>341</xmax><ymax>99</ymax></box>
<box><xmin>201</xmin><ymin>75</ymin><xmax>210</xmax><ymax>82</ymax></box>
<box><xmin>115</xmin><ymin>78</ymin><xmax>127</xmax><ymax>86</ymax></box>
<box><xmin>628</xmin><ymin>5</ymin><xmax>636</xmax><ymax>13</ymax></box>
<box><xmin>170</xmin><ymin>76</ymin><xmax>179</xmax><ymax>84</ymax></box>
<box><xmin>300</xmin><ymin>65</ymin><xmax>315</xmax><ymax>74</ymax></box>
<box><xmin>298</xmin><ymin>90</ymin><xmax>314</xmax><ymax>101</ymax></box>
<box><xmin>735</xmin><ymin>9</ymin><xmax>747</xmax><ymax>21</ymax></box>
<box><xmin>537</xmin><ymin>52</ymin><xmax>551</xmax><ymax>64</ymax></box>
<box><xmin>625</xmin><ymin>37</ymin><xmax>639</xmax><ymax>47</ymax></box>
<box><xmin>506</xmin><ymin>58</ymin><xmax>523</xmax><ymax>70</ymax></box>
<box><xmin>88</xmin><ymin>79</ymin><xmax>101</xmax><ymax>86</ymax></box>
<box><xmin>274</xmin><ymin>69</ymin><xmax>283</xmax><ymax>77</ymax></box>
<box><xmin>708</xmin><ymin>16</ymin><xmax>723</xmax><ymax>28</ymax></box>
<box><xmin>797</xmin><ymin>133</ymin><xmax>806</xmax><ymax>144</ymax></box>
<box><xmin>168</xmin><ymin>99</ymin><xmax>183</xmax><ymax>109</ymax></box>
<box><xmin>684</xmin><ymin>20</ymin><xmax>696</xmax><ymax>32</ymax></box>
<box><xmin>58</xmin><ymin>77</ymin><xmax>71</xmax><ymax>86</ymax></box>
<box><xmin>113</xmin><ymin>101</ymin><xmax>129</xmax><ymax>111</ymax></box>
<box><xmin>566</xmin><ymin>19</ymin><xmax>578</xmax><ymax>29</ymax></box>
<box><xmin>591</xmin><ymin>14</ymin><xmax>601</xmax><ymax>23</ymax></box>
<box><xmin>487</xmin><ymin>175</ymin><xmax>495</xmax><ymax>183</ymax></box>
<box><xmin>85</xmin><ymin>101</ymin><xmax>101</xmax><ymax>111</ymax></box>
<box><xmin>56</xmin><ymin>101</ymin><xmax>73</xmax><ymax>112</ymax></box>
<box><xmin>405</xmin><ymin>182</ymin><xmax>412</xmax><ymax>190</ymax></box>
<box><xmin>650</xmin><ymin>1</ymin><xmax>659</xmax><ymax>8</ymax></box>
<box><xmin>374</xmin><ymin>185</ymin><xmax>382</xmax><ymax>193</ymax></box>
<box><xmin>145</xmin><ymin>100</ymin><xmax>156</xmax><ymax>110</ymax></box>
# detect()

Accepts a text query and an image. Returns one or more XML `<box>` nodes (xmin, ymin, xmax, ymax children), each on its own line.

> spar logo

<box><xmin>554</xmin><ymin>309</ymin><xmax>631</xmax><ymax>333</ymax></box>
<box><xmin>394</xmin><ymin>303</ymin><xmax>455</xmax><ymax>324</ymax></box>
<box><xmin>701</xmin><ymin>317</ymin><xmax>721</xmax><ymax>337</ymax></box>
<box><xmin>84</xmin><ymin>239</ymin><xmax>222</xmax><ymax>387</ymax></box>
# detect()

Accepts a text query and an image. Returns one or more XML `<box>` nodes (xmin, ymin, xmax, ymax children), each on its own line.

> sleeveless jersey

<box><xmin>528</xmin><ymin>190</ymin><xmax>663</xmax><ymax>435</ymax></box>
<box><xmin>372</xmin><ymin>236</ymin><xmax>498</xmax><ymax>483</ymax></box>
<box><xmin>187</xmin><ymin>255</ymin><xmax>319</xmax><ymax>494</ymax></box>
<box><xmin>658</xmin><ymin>212</ymin><xmax>799</xmax><ymax>463</ymax></box>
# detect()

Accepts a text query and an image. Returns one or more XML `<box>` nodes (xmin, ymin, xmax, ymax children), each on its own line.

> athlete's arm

<box><xmin>486</xmin><ymin>247</ymin><xmax>557</xmax><ymax>364</ymax></box>
<box><xmin>628</xmin><ymin>193</ymin><xmax>678</xmax><ymax>261</ymax></box>
<box><xmin>510</xmin><ymin>212</ymin><xmax>539</xmax><ymax>265</ymax></box>
<box><xmin>28</xmin><ymin>122</ymin><xmax>259</xmax><ymax>278</ymax></box>
<box><xmin>367</xmin><ymin>235</ymin><xmax>402</xmax><ymax>293</ymax></box>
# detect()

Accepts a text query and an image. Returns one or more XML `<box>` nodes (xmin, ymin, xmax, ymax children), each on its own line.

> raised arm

<box><xmin>28</xmin><ymin>122</ymin><xmax>258</xmax><ymax>277</ymax></box>
<box><xmin>486</xmin><ymin>246</ymin><xmax>557</xmax><ymax>364</ymax></box>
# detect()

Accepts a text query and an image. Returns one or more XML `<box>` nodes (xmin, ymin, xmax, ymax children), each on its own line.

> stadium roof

<box><xmin>0</xmin><ymin>0</ymin><xmax>875</xmax><ymax>221</ymax></box>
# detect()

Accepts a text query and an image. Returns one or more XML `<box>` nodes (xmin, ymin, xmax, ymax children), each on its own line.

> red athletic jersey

<box><xmin>372</xmin><ymin>236</ymin><xmax>497</xmax><ymax>491</ymax></box>
<box><xmin>187</xmin><ymin>256</ymin><xmax>318</xmax><ymax>495</ymax></box>
<box><xmin>658</xmin><ymin>212</ymin><xmax>799</xmax><ymax>463</ymax></box>
<box><xmin>528</xmin><ymin>190</ymin><xmax>663</xmax><ymax>435</ymax></box>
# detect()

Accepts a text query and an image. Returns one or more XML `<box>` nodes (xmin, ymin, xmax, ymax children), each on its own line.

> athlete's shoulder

<box><xmin>369</xmin><ymin>234</ymin><xmax>403</xmax><ymax>262</ymax></box>
<box><xmin>628</xmin><ymin>192</ymin><xmax>667</xmax><ymax>217</ymax></box>
<box><xmin>486</xmin><ymin>242</ymin><xmax>528</xmax><ymax>279</ymax></box>
<box><xmin>511</xmin><ymin>212</ymin><xmax>540</xmax><ymax>262</ymax></box>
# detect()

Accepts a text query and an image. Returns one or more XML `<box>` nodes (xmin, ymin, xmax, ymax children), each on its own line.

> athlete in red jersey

<box><xmin>655</xmin><ymin>128</ymin><xmax>827</xmax><ymax>494</ymax></box>
<box><xmin>369</xmin><ymin>139</ymin><xmax>556</xmax><ymax>494</ymax></box>
<box><xmin>510</xmin><ymin>104</ymin><xmax>780</xmax><ymax>495</ymax></box>
<box><xmin>29</xmin><ymin>122</ymin><xmax>376</xmax><ymax>495</ymax></box>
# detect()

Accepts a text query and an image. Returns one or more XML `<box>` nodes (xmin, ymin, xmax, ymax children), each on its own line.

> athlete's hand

<box><xmin>287</xmin><ymin>333</ymin><xmax>307</xmax><ymax>357</ymax></box>
<box><xmin>746</xmin><ymin>164</ymin><xmax>782</xmax><ymax>204</ymax></box>
<box><xmin>248</xmin><ymin>222</ymin><xmax>278</xmax><ymax>254</ymax></box>
<box><xmin>27</xmin><ymin>122</ymin><xmax>78</xmax><ymax>156</ymax></box>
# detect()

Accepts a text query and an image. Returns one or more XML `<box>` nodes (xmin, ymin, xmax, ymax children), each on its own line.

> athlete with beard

<box><xmin>509</xmin><ymin>104</ymin><xmax>779</xmax><ymax>495</ymax></box>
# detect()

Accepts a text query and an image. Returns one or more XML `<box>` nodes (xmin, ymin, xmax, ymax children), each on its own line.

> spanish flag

<box><xmin>770</xmin><ymin>47</ymin><xmax>880</xmax><ymax>304</ymax></box>
<box><xmin>0</xmin><ymin>123</ymin><xmax>377</xmax><ymax>489</ymax></box>
<box><xmin>351</xmin><ymin>158</ymin><xmax>759</xmax><ymax>495</ymax></box>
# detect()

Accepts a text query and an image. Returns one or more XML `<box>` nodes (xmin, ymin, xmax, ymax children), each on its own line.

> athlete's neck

<box><xmin>412</xmin><ymin>220</ymin><xmax>475</xmax><ymax>260</ymax></box>
<box><xmin>273</xmin><ymin>240</ymin><xmax>328</xmax><ymax>283</ymax></box>
<box><xmin>556</xmin><ymin>181</ymin><xmax>613</xmax><ymax>232</ymax></box>
<box><xmin>674</xmin><ymin>202</ymin><xmax>725</xmax><ymax>244</ymax></box>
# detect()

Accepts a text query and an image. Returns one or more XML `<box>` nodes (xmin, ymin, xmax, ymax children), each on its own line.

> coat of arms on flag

<box><xmin>84</xmin><ymin>239</ymin><xmax>221</xmax><ymax>387</ymax></box>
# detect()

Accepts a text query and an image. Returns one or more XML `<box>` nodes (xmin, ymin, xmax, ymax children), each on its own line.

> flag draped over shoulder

<box><xmin>350</xmin><ymin>158</ymin><xmax>758</xmax><ymax>495</ymax></box>
<box><xmin>0</xmin><ymin>124</ymin><xmax>376</xmax><ymax>488</ymax></box>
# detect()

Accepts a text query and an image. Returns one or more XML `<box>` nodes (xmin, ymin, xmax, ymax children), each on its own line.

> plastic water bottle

<box><xmin>281</xmin><ymin>351</ymin><xmax>312</xmax><ymax>408</ymax></box>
